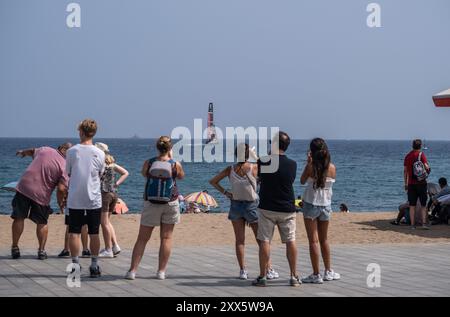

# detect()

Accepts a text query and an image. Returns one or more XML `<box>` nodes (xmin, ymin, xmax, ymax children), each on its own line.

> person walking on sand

<box><xmin>300</xmin><ymin>138</ymin><xmax>340</xmax><ymax>284</ymax></box>
<box><xmin>125</xmin><ymin>136</ymin><xmax>185</xmax><ymax>280</ymax></box>
<box><xmin>253</xmin><ymin>132</ymin><xmax>301</xmax><ymax>287</ymax></box>
<box><xmin>66</xmin><ymin>119</ymin><xmax>105</xmax><ymax>278</ymax></box>
<box><xmin>404</xmin><ymin>139</ymin><xmax>431</xmax><ymax>230</ymax></box>
<box><xmin>95</xmin><ymin>142</ymin><xmax>129</xmax><ymax>258</ymax></box>
<box><xmin>209</xmin><ymin>143</ymin><xmax>279</xmax><ymax>281</ymax></box>
<box><xmin>11</xmin><ymin>143</ymin><xmax>72</xmax><ymax>260</ymax></box>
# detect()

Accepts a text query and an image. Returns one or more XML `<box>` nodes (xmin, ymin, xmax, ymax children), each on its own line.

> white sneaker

<box><xmin>324</xmin><ymin>270</ymin><xmax>341</xmax><ymax>281</ymax></box>
<box><xmin>156</xmin><ymin>271</ymin><xmax>166</xmax><ymax>280</ymax></box>
<box><xmin>301</xmin><ymin>274</ymin><xmax>324</xmax><ymax>284</ymax></box>
<box><xmin>266</xmin><ymin>268</ymin><xmax>280</xmax><ymax>280</ymax></box>
<box><xmin>125</xmin><ymin>271</ymin><xmax>136</xmax><ymax>280</ymax></box>
<box><xmin>99</xmin><ymin>249</ymin><xmax>114</xmax><ymax>258</ymax></box>
<box><xmin>112</xmin><ymin>244</ymin><xmax>121</xmax><ymax>256</ymax></box>
<box><xmin>239</xmin><ymin>270</ymin><xmax>249</xmax><ymax>280</ymax></box>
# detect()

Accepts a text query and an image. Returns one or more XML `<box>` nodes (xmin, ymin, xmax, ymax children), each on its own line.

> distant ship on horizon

<box><xmin>131</xmin><ymin>134</ymin><xmax>141</xmax><ymax>140</ymax></box>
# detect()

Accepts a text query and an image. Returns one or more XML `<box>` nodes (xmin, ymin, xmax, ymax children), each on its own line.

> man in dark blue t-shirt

<box><xmin>253</xmin><ymin>131</ymin><xmax>301</xmax><ymax>287</ymax></box>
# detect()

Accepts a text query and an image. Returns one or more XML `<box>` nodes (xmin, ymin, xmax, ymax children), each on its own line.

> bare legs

<box><xmin>36</xmin><ymin>224</ymin><xmax>48</xmax><ymax>251</ymax></box>
<box><xmin>409</xmin><ymin>205</ymin><xmax>428</xmax><ymax>226</ymax></box>
<box><xmin>64</xmin><ymin>225</ymin><xmax>89</xmax><ymax>254</ymax></box>
<box><xmin>11</xmin><ymin>218</ymin><xmax>25</xmax><ymax>248</ymax></box>
<box><xmin>129</xmin><ymin>224</ymin><xmax>176</xmax><ymax>275</ymax></box>
<box><xmin>304</xmin><ymin>218</ymin><xmax>331</xmax><ymax>274</ymax></box>
<box><xmin>232</xmin><ymin>220</ymin><xmax>246</xmax><ymax>270</ymax></box>
<box><xmin>101</xmin><ymin>212</ymin><xmax>118</xmax><ymax>251</ymax></box>
<box><xmin>69</xmin><ymin>233</ymin><xmax>81</xmax><ymax>259</ymax></box>
<box><xmin>69</xmin><ymin>230</ymin><xmax>97</xmax><ymax>259</ymax></box>
<box><xmin>89</xmin><ymin>234</ymin><xmax>100</xmax><ymax>257</ymax></box>
<box><xmin>285</xmin><ymin>241</ymin><xmax>298</xmax><ymax>277</ymax></box>
<box><xmin>409</xmin><ymin>206</ymin><xmax>416</xmax><ymax>226</ymax></box>
<box><xmin>258</xmin><ymin>239</ymin><xmax>297</xmax><ymax>278</ymax></box>
<box><xmin>421</xmin><ymin>205</ymin><xmax>428</xmax><ymax>226</ymax></box>
<box><xmin>12</xmin><ymin>218</ymin><xmax>48</xmax><ymax>251</ymax></box>
<box><xmin>232</xmin><ymin>221</ymin><xmax>274</xmax><ymax>273</ymax></box>
<box><xmin>129</xmin><ymin>225</ymin><xmax>153</xmax><ymax>273</ymax></box>
<box><xmin>81</xmin><ymin>225</ymin><xmax>89</xmax><ymax>251</ymax></box>
<box><xmin>159</xmin><ymin>224</ymin><xmax>175</xmax><ymax>273</ymax></box>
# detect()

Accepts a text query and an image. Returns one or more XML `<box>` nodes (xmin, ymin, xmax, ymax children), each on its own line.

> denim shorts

<box><xmin>302</xmin><ymin>202</ymin><xmax>332</xmax><ymax>221</ymax></box>
<box><xmin>229</xmin><ymin>200</ymin><xmax>259</xmax><ymax>224</ymax></box>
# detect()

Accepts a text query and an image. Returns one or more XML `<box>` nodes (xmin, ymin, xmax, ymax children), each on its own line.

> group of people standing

<box><xmin>10</xmin><ymin>119</ymin><xmax>340</xmax><ymax>286</ymax></box>
<box><xmin>210</xmin><ymin>132</ymin><xmax>340</xmax><ymax>286</ymax></box>
<box><xmin>11</xmin><ymin>120</ymin><xmax>130</xmax><ymax>277</ymax></box>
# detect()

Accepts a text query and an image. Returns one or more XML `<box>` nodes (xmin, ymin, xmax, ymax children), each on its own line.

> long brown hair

<box><xmin>310</xmin><ymin>138</ymin><xmax>331</xmax><ymax>189</ymax></box>
<box><xmin>235</xmin><ymin>143</ymin><xmax>250</xmax><ymax>165</ymax></box>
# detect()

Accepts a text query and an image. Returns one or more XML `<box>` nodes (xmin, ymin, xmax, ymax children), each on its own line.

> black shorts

<box><xmin>408</xmin><ymin>184</ymin><xmax>428</xmax><ymax>207</ymax></box>
<box><xmin>68</xmin><ymin>209</ymin><xmax>102</xmax><ymax>234</ymax></box>
<box><xmin>11</xmin><ymin>192</ymin><xmax>51</xmax><ymax>225</ymax></box>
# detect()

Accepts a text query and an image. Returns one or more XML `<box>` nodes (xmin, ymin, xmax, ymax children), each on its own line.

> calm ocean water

<box><xmin>1</xmin><ymin>138</ymin><xmax>450</xmax><ymax>214</ymax></box>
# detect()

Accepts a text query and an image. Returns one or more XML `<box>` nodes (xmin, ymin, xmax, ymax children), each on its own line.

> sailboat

<box><xmin>206</xmin><ymin>102</ymin><xmax>219</xmax><ymax>144</ymax></box>
<box><xmin>433</xmin><ymin>88</ymin><xmax>450</xmax><ymax>107</ymax></box>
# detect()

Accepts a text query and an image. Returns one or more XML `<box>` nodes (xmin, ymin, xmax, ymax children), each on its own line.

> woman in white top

<box><xmin>300</xmin><ymin>138</ymin><xmax>340</xmax><ymax>284</ymax></box>
<box><xmin>210</xmin><ymin>143</ymin><xmax>278</xmax><ymax>281</ymax></box>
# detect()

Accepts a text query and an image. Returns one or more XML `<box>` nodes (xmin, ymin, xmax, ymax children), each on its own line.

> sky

<box><xmin>1</xmin><ymin>0</ymin><xmax>450</xmax><ymax>140</ymax></box>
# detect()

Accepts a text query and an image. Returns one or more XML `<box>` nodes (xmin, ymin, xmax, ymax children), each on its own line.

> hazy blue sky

<box><xmin>1</xmin><ymin>0</ymin><xmax>450</xmax><ymax>139</ymax></box>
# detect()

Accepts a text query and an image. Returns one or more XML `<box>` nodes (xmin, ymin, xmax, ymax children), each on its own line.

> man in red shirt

<box><xmin>404</xmin><ymin>139</ymin><xmax>431</xmax><ymax>229</ymax></box>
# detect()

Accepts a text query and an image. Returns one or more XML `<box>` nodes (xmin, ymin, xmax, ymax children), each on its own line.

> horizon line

<box><xmin>0</xmin><ymin>137</ymin><xmax>449</xmax><ymax>142</ymax></box>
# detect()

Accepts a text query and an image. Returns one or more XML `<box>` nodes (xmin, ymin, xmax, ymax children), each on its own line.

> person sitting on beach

<box><xmin>404</xmin><ymin>139</ymin><xmax>431</xmax><ymax>230</ymax></box>
<box><xmin>430</xmin><ymin>178</ymin><xmax>450</xmax><ymax>225</ymax></box>
<box><xmin>391</xmin><ymin>202</ymin><xmax>411</xmax><ymax>226</ymax></box>
<box><xmin>66</xmin><ymin>119</ymin><xmax>105</xmax><ymax>278</ymax></box>
<box><xmin>95</xmin><ymin>142</ymin><xmax>129</xmax><ymax>258</ymax></box>
<box><xmin>11</xmin><ymin>143</ymin><xmax>72</xmax><ymax>260</ymax></box>
<box><xmin>253</xmin><ymin>132</ymin><xmax>301</xmax><ymax>287</ymax></box>
<box><xmin>300</xmin><ymin>138</ymin><xmax>340</xmax><ymax>284</ymax></box>
<box><xmin>209</xmin><ymin>143</ymin><xmax>279</xmax><ymax>281</ymax></box>
<box><xmin>126</xmin><ymin>136</ymin><xmax>185</xmax><ymax>281</ymax></box>
<box><xmin>339</xmin><ymin>204</ymin><xmax>350</xmax><ymax>213</ymax></box>
<box><xmin>391</xmin><ymin>182</ymin><xmax>440</xmax><ymax>226</ymax></box>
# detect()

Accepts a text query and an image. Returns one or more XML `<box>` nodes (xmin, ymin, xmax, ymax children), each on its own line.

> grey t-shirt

<box><xmin>66</xmin><ymin>144</ymin><xmax>105</xmax><ymax>210</ymax></box>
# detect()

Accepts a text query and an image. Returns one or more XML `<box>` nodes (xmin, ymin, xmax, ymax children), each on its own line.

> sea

<box><xmin>1</xmin><ymin>138</ymin><xmax>450</xmax><ymax>214</ymax></box>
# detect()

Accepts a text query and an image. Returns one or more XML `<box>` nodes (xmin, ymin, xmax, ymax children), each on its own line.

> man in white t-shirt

<box><xmin>66</xmin><ymin>119</ymin><xmax>105</xmax><ymax>278</ymax></box>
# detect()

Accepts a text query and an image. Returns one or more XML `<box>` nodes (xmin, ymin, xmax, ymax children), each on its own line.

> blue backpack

<box><xmin>145</xmin><ymin>158</ymin><xmax>176</xmax><ymax>203</ymax></box>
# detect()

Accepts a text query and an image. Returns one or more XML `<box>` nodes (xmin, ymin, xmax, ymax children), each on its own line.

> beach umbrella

<box><xmin>114</xmin><ymin>198</ymin><xmax>129</xmax><ymax>214</ymax></box>
<box><xmin>433</xmin><ymin>88</ymin><xmax>450</xmax><ymax>107</ymax></box>
<box><xmin>184</xmin><ymin>191</ymin><xmax>219</xmax><ymax>208</ymax></box>
<box><xmin>0</xmin><ymin>181</ymin><xmax>18</xmax><ymax>192</ymax></box>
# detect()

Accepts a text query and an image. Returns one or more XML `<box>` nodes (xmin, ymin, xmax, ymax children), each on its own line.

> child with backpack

<box><xmin>126</xmin><ymin>136</ymin><xmax>185</xmax><ymax>280</ymax></box>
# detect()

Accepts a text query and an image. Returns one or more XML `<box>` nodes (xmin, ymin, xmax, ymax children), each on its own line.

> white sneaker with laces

<box><xmin>266</xmin><ymin>268</ymin><xmax>280</xmax><ymax>280</ymax></box>
<box><xmin>301</xmin><ymin>274</ymin><xmax>324</xmax><ymax>284</ymax></box>
<box><xmin>239</xmin><ymin>270</ymin><xmax>249</xmax><ymax>280</ymax></box>
<box><xmin>99</xmin><ymin>249</ymin><xmax>114</xmax><ymax>258</ymax></box>
<box><xmin>112</xmin><ymin>244</ymin><xmax>121</xmax><ymax>256</ymax></box>
<box><xmin>157</xmin><ymin>271</ymin><xmax>166</xmax><ymax>280</ymax></box>
<box><xmin>324</xmin><ymin>270</ymin><xmax>341</xmax><ymax>281</ymax></box>
<box><xmin>125</xmin><ymin>271</ymin><xmax>136</xmax><ymax>280</ymax></box>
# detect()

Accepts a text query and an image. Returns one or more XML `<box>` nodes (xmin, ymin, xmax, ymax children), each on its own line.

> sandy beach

<box><xmin>1</xmin><ymin>212</ymin><xmax>449</xmax><ymax>250</ymax></box>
